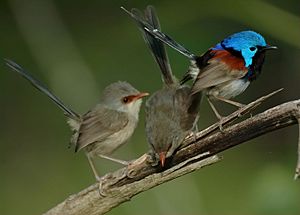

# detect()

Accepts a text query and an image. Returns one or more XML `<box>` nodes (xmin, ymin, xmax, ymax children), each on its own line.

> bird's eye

<box><xmin>122</xmin><ymin>97</ymin><xmax>129</xmax><ymax>103</ymax></box>
<box><xmin>249</xmin><ymin>47</ymin><xmax>256</xmax><ymax>51</ymax></box>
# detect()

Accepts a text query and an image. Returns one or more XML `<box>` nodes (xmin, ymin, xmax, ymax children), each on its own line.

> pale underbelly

<box><xmin>85</xmin><ymin>122</ymin><xmax>136</xmax><ymax>157</ymax></box>
<box><xmin>208</xmin><ymin>79</ymin><xmax>250</xmax><ymax>99</ymax></box>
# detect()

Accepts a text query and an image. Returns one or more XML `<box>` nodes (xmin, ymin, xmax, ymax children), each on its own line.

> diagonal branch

<box><xmin>43</xmin><ymin>97</ymin><xmax>300</xmax><ymax>215</ymax></box>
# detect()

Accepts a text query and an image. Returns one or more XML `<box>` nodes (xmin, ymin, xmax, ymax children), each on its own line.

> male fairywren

<box><xmin>125</xmin><ymin>10</ymin><xmax>277</xmax><ymax>122</ymax></box>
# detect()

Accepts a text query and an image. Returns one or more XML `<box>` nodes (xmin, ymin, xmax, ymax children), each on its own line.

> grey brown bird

<box><xmin>122</xmin><ymin>6</ymin><xmax>202</xmax><ymax>167</ymax></box>
<box><xmin>5</xmin><ymin>59</ymin><xmax>148</xmax><ymax>180</ymax></box>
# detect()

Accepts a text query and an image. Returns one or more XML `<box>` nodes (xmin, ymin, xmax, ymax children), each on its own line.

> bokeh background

<box><xmin>1</xmin><ymin>0</ymin><xmax>300</xmax><ymax>214</ymax></box>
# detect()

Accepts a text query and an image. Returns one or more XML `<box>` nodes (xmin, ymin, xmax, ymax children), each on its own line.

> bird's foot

<box><xmin>186</xmin><ymin>131</ymin><xmax>197</xmax><ymax>142</ymax></box>
<box><xmin>217</xmin><ymin>117</ymin><xmax>226</xmax><ymax>133</ymax></box>
<box><xmin>235</xmin><ymin>104</ymin><xmax>246</xmax><ymax>118</ymax></box>
<box><xmin>98</xmin><ymin>173</ymin><xmax>113</xmax><ymax>197</ymax></box>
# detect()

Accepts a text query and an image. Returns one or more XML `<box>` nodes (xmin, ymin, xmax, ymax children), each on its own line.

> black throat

<box><xmin>247</xmin><ymin>51</ymin><xmax>266</xmax><ymax>81</ymax></box>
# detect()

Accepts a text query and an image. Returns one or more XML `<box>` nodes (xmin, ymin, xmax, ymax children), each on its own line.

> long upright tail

<box><xmin>122</xmin><ymin>6</ymin><xmax>196</xmax><ymax>61</ymax></box>
<box><xmin>122</xmin><ymin>6</ymin><xmax>201</xmax><ymax>86</ymax></box>
<box><xmin>122</xmin><ymin>6</ymin><xmax>175</xmax><ymax>86</ymax></box>
<box><xmin>5</xmin><ymin>59</ymin><xmax>80</xmax><ymax>120</ymax></box>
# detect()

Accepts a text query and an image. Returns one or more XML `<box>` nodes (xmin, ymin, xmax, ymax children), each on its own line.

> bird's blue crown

<box><xmin>213</xmin><ymin>30</ymin><xmax>267</xmax><ymax>67</ymax></box>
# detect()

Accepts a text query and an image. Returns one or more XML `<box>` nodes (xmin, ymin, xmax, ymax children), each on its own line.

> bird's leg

<box><xmin>192</xmin><ymin>114</ymin><xmax>199</xmax><ymax>132</ymax></box>
<box><xmin>214</xmin><ymin>96</ymin><xmax>245</xmax><ymax>107</ymax></box>
<box><xmin>207</xmin><ymin>97</ymin><xmax>223</xmax><ymax>119</ymax></box>
<box><xmin>86</xmin><ymin>153</ymin><xmax>101</xmax><ymax>181</ymax></box>
<box><xmin>99</xmin><ymin>154</ymin><xmax>129</xmax><ymax>165</ymax></box>
<box><xmin>86</xmin><ymin>153</ymin><xmax>112</xmax><ymax>196</ymax></box>
<box><xmin>214</xmin><ymin>96</ymin><xmax>246</xmax><ymax>118</ymax></box>
<box><xmin>89</xmin><ymin>153</ymin><xmax>130</xmax><ymax>196</ymax></box>
<box><xmin>207</xmin><ymin>97</ymin><xmax>225</xmax><ymax>131</ymax></box>
<box><xmin>186</xmin><ymin>115</ymin><xmax>200</xmax><ymax>142</ymax></box>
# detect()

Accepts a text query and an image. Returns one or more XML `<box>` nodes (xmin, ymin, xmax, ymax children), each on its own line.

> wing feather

<box><xmin>191</xmin><ymin>52</ymin><xmax>248</xmax><ymax>93</ymax></box>
<box><xmin>75</xmin><ymin>106</ymin><xmax>129</xmax><ymax>152</ymax></box>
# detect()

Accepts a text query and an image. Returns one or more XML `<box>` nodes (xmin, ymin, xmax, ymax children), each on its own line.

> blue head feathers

<box><xmin>217</xmin><ymin>31</ymin><xmax>268</xmax><ymax>67</ymax></box>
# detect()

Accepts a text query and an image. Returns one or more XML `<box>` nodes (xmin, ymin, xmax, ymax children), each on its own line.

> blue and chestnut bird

<box><xmin>124</xmin><ymin>9</ymin><xmax>277</xmax><ymax>121</ymax></box>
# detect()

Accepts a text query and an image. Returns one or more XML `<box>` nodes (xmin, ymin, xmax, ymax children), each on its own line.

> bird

<box><xmin>122</xmin><ymin>6</ymin><xmax>202</xmax><ymax>167</ymax></box>
<box><xmin>5</xmin><ymin>59</ymin><xmax>149</xmax><ymax>180</ymax></box>
<box><xmin>127</xmin><ymin>13</ymin><xmax>277</xmax><ymax>124</ymax></box>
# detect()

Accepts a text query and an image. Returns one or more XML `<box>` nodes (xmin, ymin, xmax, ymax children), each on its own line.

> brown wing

<box><xmin>191</xmin><ymin>51</ymin><xmax>248</xmax><ymax>94</ymax></box>
<box><xmin>75</xmin><ymin>106</ymin><xmax>129</xmax><ymax>152</ymax></box>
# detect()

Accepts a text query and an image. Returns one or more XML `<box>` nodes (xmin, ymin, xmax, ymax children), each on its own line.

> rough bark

<box><xmin>44</xmin><ymin>92</ymin><xmax>300</xmax><ymax>215</ymax></box>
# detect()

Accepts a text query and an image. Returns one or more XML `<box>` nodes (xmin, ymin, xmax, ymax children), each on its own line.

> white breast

<box><xmin>209</xmin><ymin>79</ymin><xmax>250</xmax><ymax>99</ymax></box>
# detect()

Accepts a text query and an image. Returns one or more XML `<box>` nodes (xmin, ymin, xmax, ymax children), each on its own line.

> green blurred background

<box><xmin>1</xmin><ymin>0</ymin><xmax>300</xmax><ymax>214</ymax></box>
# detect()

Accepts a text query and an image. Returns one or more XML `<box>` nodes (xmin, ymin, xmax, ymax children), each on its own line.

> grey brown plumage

<box><xmin>123</xmin><ymin>6</ymin><xmax>202</xmax><ymax>166</ymax></box>
<box><xmin>5</xmin><ymin>59</ymin><xmax>148</xmax><ymax>179</ymax></box>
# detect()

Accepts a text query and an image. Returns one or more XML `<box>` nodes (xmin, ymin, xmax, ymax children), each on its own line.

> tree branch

<box><xmin>43</xmin><ymin>96</ymin><xmax>300</xmax><ymax>215</ymax></box>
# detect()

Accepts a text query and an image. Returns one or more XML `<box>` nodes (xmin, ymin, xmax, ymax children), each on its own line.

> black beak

<box><xmin>261</xmin><ymin>45</ymin><xmax>278</xmax><ymax>51</ymax></box>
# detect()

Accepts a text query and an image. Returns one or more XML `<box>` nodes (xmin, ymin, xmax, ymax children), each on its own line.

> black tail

<box><xmin>122</xmin><ymin>6</ymin><xmax>175</xmax><ymax>86</ymax></box>
<box><xmin>143</xmin><ymin>6</ymin><xmax>174</xmax><ymax>85</ymax></box>
<box><xmin>5</xmin><ymin>59</ymin><xmax>80</xmax><ymax>120</ymax></box>
<box><xmin>122</xmin><ymin>6</ymin><xmax>196</xmax><ymax>61</ymax></box>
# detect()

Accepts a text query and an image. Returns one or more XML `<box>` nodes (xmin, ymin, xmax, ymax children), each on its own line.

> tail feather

<box><xmin>122</xmin><ymin>6</ymin><xmax>199</xmax><ymax>87</ymax></box>
<box><xmin>5</xmin><ymin>59</ymin><xmax>80</xmax><ymax>120</ymax></box>
<box><xmin>122</xmin><ymin>6</ymin><xmax>196</xmax><ymax>61</ymax></box>
<box><xmin>123</xmin><ymin>6</ymin><xmax>174</xmax><ymax>86</ymax></box>
<box><xmin>143</xmin><ymin>6</ymin><xmax>174</xmax><ymax>85</ymax></box>
<box><xmin>146</xmin><ymin>28</ymin><xmax>196</xmax><ymax>60</ymax></box>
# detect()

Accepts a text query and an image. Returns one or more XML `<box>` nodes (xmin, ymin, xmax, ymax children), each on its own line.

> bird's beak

<box><xmin>159</xmin><ymin>151</ymin><xmax>166</xmax><ymax>167</ymax></box>
<box><xmin>132</xmin><ymin>92</ymin><xmax>149</xmax><ymax>101</ymax></box>
<box><xmin>262</xmin><ymin>45</ymin><xmax>278</xmax><ymax>51</ymax></box>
